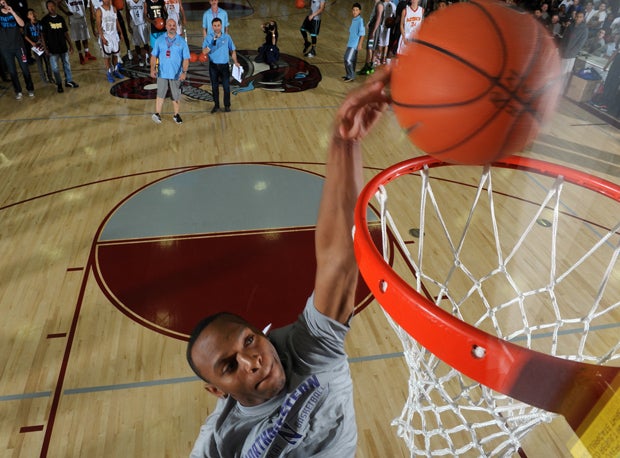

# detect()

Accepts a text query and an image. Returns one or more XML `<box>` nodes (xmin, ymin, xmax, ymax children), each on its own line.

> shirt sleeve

<box><xmin>189</xmin><ymin>402</ymin><xmax>226</xmax><ymax>458</ymax></box>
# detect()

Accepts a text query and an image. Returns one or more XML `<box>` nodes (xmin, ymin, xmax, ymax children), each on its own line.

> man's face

<box><xmin>575</xmin><ymin>12</ymin><xmax>585</xmax><ymax>23</ymax></box>
<box><xmin>166</xmin><ymin>18</ymin><xmax>177</xmax><ymax>34</ymax></box>
<box><xmin>212</xmin><ymin>20</ymin><xmax>222</xmax><ymax>35</ymax></box>
<box><xmin>351</xmin><ymin>6</ymin><xmax>360</xmax><ymax>17</ymax></box>
<box><xmin>210</xmin><ymin>0</ymin><xmax>218</xmax><ymax>10</ymax></box>
<box><xmin>46</xmin><ymin>1</ymin><xmax>56</xmax><ymax>13</ymax></box>
<box><xmin>191</xmin><ymin>317</ymin><xmax>286</xmax><ymax>407</ymax></box>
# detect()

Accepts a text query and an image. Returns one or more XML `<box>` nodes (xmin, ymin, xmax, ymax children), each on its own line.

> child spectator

<box><xmin>344</xmin><ymin>3</ymin><xmax>364</xmax><ymax>82</ymax></box>
<box><xmin>24</xmin><ymin>8</ymin><xmax>54</xmax><ymax>84</ymax></box>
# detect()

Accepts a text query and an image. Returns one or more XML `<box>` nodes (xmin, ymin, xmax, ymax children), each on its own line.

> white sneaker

<box><xmin>15</xmin><ymin>92</ymin><xmax>22</xmax><ymax>100</ymax></box>
<box><xmin>152</xmin><ymin>113</ymin><xmax>162</xmax><ymax>124</ymax></box>
<box><xmin>127</xmin><ymin>49</ymin><xmax>133</xmax><ymax>60</ymax></box>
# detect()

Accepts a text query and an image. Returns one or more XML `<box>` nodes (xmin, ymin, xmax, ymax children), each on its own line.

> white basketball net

<box><xmin>369</xmin><ymin>162</ymin><xmax>620</xmax><ymax>457</ymax></box>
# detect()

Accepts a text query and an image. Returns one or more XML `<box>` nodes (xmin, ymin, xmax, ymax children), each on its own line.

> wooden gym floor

<box><xmin>0</xmin><ymin>0</ymin><xmax>619</xmax><ymax>457</ymax></box>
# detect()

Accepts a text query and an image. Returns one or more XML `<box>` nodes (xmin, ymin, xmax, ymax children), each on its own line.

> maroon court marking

<box><xmin>46</xmin><ymin>333</ymin><xmax>67</xmax><ymax>339</ymax></box>
<box><xmin>20</xmin><ymin>425</ymin><xmax>45</xmax><ymax>433</ymax></box>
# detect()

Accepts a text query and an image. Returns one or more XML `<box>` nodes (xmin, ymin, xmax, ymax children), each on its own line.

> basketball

<box><xmin>391</xmin><ymin>0</ymin><xmax>561</xmax><ymax>165</ymax></box>
<box><xmin>189</xmin><ymin>52</ymin><xmax>198</xmax><ymax>62</ymax></box>
<box><xmin>154</xmin><ymin>17</ymin><xmax>165</xmax><ymax>30</ymax></box>
<box><xmin>295</xmin><ymin>0</ymin><xmax>305</xmax><ymax>9</ymax></box>
<box><xmin>198</xmin><ymin>52</ymin><xmax>209</xmax><ymax>63</ymax></box>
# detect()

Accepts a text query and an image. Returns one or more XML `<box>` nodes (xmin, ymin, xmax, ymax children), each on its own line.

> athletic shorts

<box><xmin>131</xmin><ymin>22</ymin><xmax>150</xmax><ymax>47</ymax></box>
<box><xmin>69</xmin><ymin>16</ymin><xmax>90</xmax><ymax>41</ymax></box>
<box><xmin>300</xmin><ymin>17</ymin><xmax>321</xmax><ymax>36</ymax></box>
<box><xmin>377</xmin><ymin>25</ymin><xmax>390</xmax><ymax>47</ymax></box>
<box><xmin>101</xmin><ymin>33</ymin><xmax>120</xmax><ymax>56</ymax></box>
<box><xmin>157</xmin><ymin>77</ymin><xmax>182</xmax><ymax>101</ymax></box>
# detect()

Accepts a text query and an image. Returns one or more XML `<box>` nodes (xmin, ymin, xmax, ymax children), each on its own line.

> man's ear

<box><xmin>204</xmin><ymin>383</ymin><xmax>227</xmax><ymax>398</ymax></box>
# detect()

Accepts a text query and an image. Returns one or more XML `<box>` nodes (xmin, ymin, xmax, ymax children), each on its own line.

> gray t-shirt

<box><xmin>190</xmin><ymin>295</ymin><xmax>357</xmax><ymax>458</ymax></box>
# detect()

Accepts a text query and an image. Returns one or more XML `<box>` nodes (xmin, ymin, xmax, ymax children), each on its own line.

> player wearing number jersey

<box><xmin>61</xmin><ymin>0</ymin><xmax>96</xmax><ymax>63</ymax></box>
<box><xmin>97</xmin><ymin>0</ymin><xmax>124</xmax><ymax>81</ymax></box>
<box><xmin>145</xmin><ymin>0</ymin><xmax>166</xmax><ymax>50</ymax></box>
<box><xmin>164</xmin><ymin>0</ymin><xmax>185</xmax><ymax>37</ymax></box>
<box><xmin>397</xmin><ymin>0</ymin><xmax>423</xmax><ymax>55</ymax></box>
<box><xmin>126</xmin><ymin>0</ymin><xmax>149</xmax><ymax>65</ymax></box>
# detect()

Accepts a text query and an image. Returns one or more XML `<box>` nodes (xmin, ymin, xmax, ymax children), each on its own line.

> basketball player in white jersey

<box><xmin>126</xmin><ymin>0</ymin><xmax>149</xmax><ymax>65</ymax></box>
<box><xmin>60</xmin><ymin>0</ymin><xmax>96</xmax><ymax>64</ymax></box>
<box><xmin>397</xmin><ymin>0</ymin><xmax>423</xmax><ymax>55</ymax></box>
<box><xmin>97</xmin><ymin>0</ymin><xmax>124</xmax><ymax>82</ymax></box>
<box><xmin>164</xmin><ymin>0</ymin><xmax>185</xmax><ymax>37</ymax></box>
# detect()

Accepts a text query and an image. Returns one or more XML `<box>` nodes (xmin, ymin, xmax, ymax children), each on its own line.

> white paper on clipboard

<box><xmin>232</xmin><ymin>64</ymin><xmax>244</xmax><ymax>82</ymax></box>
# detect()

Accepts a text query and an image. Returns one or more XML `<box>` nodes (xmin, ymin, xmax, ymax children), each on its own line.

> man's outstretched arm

<box><xmin>313</xmin><ymin>67</ymin><xmax>391</xmax><ymax>324</ymax></box>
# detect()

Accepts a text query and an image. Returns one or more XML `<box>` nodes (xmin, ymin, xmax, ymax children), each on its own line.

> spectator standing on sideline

<box><xmin>343</xmin><ymin>2</ymin><xmax>364</xmax><ymax>82</ymax></box>
<box><xmin>300</xmin><ymin>0</ymin><xmax>325</xmax><ymax>57</ymax></box>
<box><xmin>0</xmin><ymin>0</ymin><xmax>34</xmax><ymax>99</ymax></box>
<box><xmin>40</xmin><ymin>0</ymin><xmax>79</xmax><ymax>93</ymax></box>
<box><xmin>150</xmin><ymin>17</ymin><xmax>189</xmax><ymax>125</ymax></box>
<box><xmin>201</xmin><ymin>17</ymin><xmax>240</xmax><ymax>113</ymax></box>
<box><xmin>559</xmin><ymin>11</ymin><xmax>588</xmax><ymax>89</ymax></box>
<box><xmin>202</xmin><ymin>0</ymin><xmax>227</xmax><ymax>38</ymax></box>
<box><xmin>24</xmin><ymin>8</ymin><xmax>53</xmax><ymax>83</ymax></box>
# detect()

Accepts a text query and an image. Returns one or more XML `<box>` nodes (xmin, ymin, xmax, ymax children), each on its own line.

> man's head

<box><xmin>574</xmin><ymin>11</ymin><xmax>585</xmax><ymax>23</ymax></box>
<box><xmin>46</xmin><ymin>0</ymin><xmax>57</xmax><ymax>14</ymax></box>
<box><xmin>352</xmin><ymin>3</ymin><xmax>361</xmax><ymax>16</ymax></box>
<box><xmin>210</xmin><ymin>0</ymin><xmax>218</xmax><ymax>10</ymax></box>
<box><xmin>166</xmin><ymin>18</ymin><xmax>177</xmax><ymax>35</ymax></box>
<box><xmin>211</xmin><ymin>17</ymin><xmax>222</xmax><ymax>35</ymax></box>
<box><xmin>27</xmin><ymin>8</ymin><xmax>37</xmax><ymax>21</ymax></box>
<box><xmin>187</xmin><ymin>313</ymin><xmax>286</xmax><ymax>407</ymax></box>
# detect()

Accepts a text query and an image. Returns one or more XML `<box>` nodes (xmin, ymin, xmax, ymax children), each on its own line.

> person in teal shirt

<box><xmin>344</xmin><ymin>3</ymin><xmax>365</xmax><ymax>82</ymax></box>
<box><xmin>150</xmin><ymin>18</ymin><xmax>189</xmax><ymax>124</ymax></box>
<box><xmin>201</xmin><ymin>17</ymin><xmax>241</xmax><ymax>113</ymax></box>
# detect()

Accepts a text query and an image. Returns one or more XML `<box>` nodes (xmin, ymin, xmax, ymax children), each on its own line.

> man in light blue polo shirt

<box><xmin>201</xmin><ymin>0</ymin><xmax>227</xmax><ymax>39</ymax></box>
<box><xmin>150</xmin><ymin>18</ymin><xmax>190</xmax><ymax>124</ymax></box>
<box><xmin>201</xmin><ymin>17</ymin><xmax>240</xmax><ymax>114</ymax></box>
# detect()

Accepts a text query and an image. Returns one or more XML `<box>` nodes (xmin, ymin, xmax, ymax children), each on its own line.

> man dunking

<box><xmin>187</xmin><ymin>67</ymin><xmax>392</xmax><ymax>457</ymax></box>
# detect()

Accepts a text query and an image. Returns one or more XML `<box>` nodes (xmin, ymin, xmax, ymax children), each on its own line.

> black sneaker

<box><xmin>224</xmin><ymin>106</ymin><xmax>231</xmax><ymax>112</ymax></box>
<box><xmin>57</xmin><ymin>84</ymin><xmax>64</xmax><ymax>93</ymax></box>
<box><xmin>173</xmin><ymin>113</ymin><xmax>183</xmax><ymax>124</ymax></box>
<box><xmin>211</xmin><ymin>106</ymin><xmax>220</xmax><ymax>114</ymax></box>
<box><xmin>304</xmin><ymin>48</ymin><xmax>315</xmax><ymax>57</ymax></box>
<box><xmin>65</xmin><ymin>81</ymin><xmax>79</xmax><ymax>88</ymax></box>
<box><xmin>303</xmin><ymin>41</ymin><xmax>312</xmax><ymax>54</ymax></box>
<box><xmin>152</xmin><ymin>113</ymin><xmax>162</xmax><ymax>124</ymax></box>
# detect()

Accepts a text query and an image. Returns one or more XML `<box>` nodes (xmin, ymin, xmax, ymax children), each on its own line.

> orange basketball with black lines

<box><xmin>391</xmin><ymin>0</ymin><xmax>561</xmax><ymax>165</ymax></box>
<box><xmin>154</xmin><ymin>17</ymin><xmax>165</xmax><ymax>30</ymax></box>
